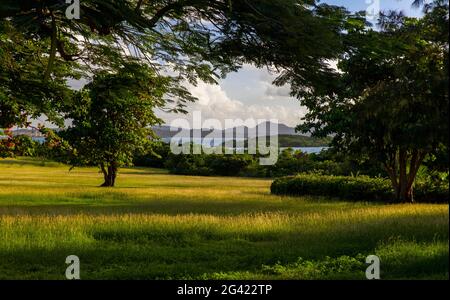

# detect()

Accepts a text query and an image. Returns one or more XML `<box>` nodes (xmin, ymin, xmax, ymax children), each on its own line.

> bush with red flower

<box><xmin>0</xmin><ymin>128</ymin><xmax>15</xmax><ymax>158</ymax></box>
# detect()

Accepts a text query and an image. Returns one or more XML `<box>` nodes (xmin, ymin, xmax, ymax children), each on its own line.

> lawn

<box><xmin>0</xmin><ymin>158</ymin><xmax>448</xmax><ymax>279</ymax></box>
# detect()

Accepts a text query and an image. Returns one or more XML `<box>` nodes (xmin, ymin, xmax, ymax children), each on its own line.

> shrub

<box><xmin>414</xmin><ymin>180</ymin><xmax>449</xmax><ymax>203</ymax></box>
<box><xmin>206</xmin><ymin>154</ymin><xmax>253</xmax><ymax>176</ymax></box>
<box><xmin>12</xmin><ymin>135</ymin><xmax>37</xmax><ymax>157</ymax></box>
<box><xmin>0</xmin><ymin>133</ymin><xmax>40</xmax><ymax>158</ymax></box>
<box><xmin>133</xmin><ymin>142</ymin><xmax>171</xmax><ymax>168</ymax></box>
<box><xmin>165</xmin><ymin>153</ymin><xmax>213</xmax><ymax>176</ymax></box>
<box><xmin>164</xmin><ymin>148</ymin><xmax>254</xmax><ymax>177</ymax></box>
<box><xmin>240</xmin><ymin>161</ymin><xmax>270</xmax><ymax>177</ymax></box>
<box><xmin>0</xmin><ymin>129</ymin><xmax>15</xmax><ymax>158</ymax></box>
<box><xmin>35</xmin><ymin>129</ymin><xmax>73</xmax><ymax>163</ymax></box>
<box><xmin>271</xmin><ymin>174</ymin><xmax>448</xmax><ymax>203</ymax></box>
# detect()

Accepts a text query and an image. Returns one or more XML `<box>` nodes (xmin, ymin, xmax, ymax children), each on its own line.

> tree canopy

<box><xmin>298</xmin><ymin>0</ymin><xmax>449</xmax><ymax>202</ymax></box>
<box><xmin>1</xmin><ymin>0</ymin><xmax>351</xmax><ymax>129</ymax></box>
<box><xmin>0</xmin><ymin>20</ymin><xmax>77</xmax><ymax>128</ymax></box>
<box><xmin>62</xmin><ymin>62</ymin><xmax>168</xmax><ymax>186</ymax></box>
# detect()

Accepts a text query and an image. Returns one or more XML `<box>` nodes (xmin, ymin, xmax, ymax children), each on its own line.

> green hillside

<box><xmin>277</xmin><ymin>135</ymin><xmax>331</xmax><ymax>147</ymax></box>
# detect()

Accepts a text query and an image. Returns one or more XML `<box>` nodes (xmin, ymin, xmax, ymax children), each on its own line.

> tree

<box><xmin>1</xmin><ymin>1</ymin><xmax>350</xmax><ymax>128</ymax></box>
<box><xmin>62</xmin><ymin>63</ymin><xmax>169</xmax><ymax>187</ymax></box>
<box><xmin>0</xmin><ymin>19</ymin><xmax>77</xmax><ymax>129</ymax></box>
<box><xmin>297</xmin><ymin>1</ymin><xmax>449</xmax><ymax>202</ymax></box>
<box><xmin>0</xmin><ymin>128</ymin><xmax>15</xmax><ymax>158</ymax></box>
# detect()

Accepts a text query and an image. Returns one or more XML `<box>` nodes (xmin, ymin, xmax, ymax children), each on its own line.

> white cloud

<box><xmin>157</xmin><ymin>78</ymin><xmax>305</xmax><ymax>129</ymax></box>
<box><xmin>27</xmin><ymin>64</ymin><xmax>305</xmax><ymax>130</ymax></box>
<box><xmin>265</xmin><ymin>84</ymin><xmax>292</xmax><ymax>98</ymax></box>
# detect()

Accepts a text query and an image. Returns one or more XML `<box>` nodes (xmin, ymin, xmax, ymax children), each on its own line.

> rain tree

<box><xmin>62</xmin><ymin>63</ymin><xmax>169</xmax><ymax>187</ymax></box>
<box><xmin>297</xmin><ymin>1</ymin><xmax>449</xmax><ymax>202</ymax></box>
<box><xmin>1</xmin><ymin>0</ymin><xmax>350</xmax><ymax>126</ymax></box>
<box><xmin>0</xmin><ymin>20</ymin><xmax>77</xmax><ymax>129</ymax></box>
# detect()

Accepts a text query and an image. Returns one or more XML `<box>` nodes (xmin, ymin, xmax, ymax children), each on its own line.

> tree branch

<box><xmin>146</xmin><ymin>0</ymin><xmax>209</xmax><ymax>28</ymax></box>
<box><xmin>135</xmin><ymin>0</ymin><xmax>145</xmax><ymax>12</ymax></box>
<box><xmin>44</xmin><ymin>13</ymin><xmax>57</xmax><ymax>81</ymax></box>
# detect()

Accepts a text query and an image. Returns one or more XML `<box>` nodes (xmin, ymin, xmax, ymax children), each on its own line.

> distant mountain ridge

<box><xmin>152</xmin><ymin>122</ymin><xmax>305</xmax><ymax>139</ymax></box>
<box><xmin>11</xmin><ymin>123</ymin><xmax>329</xmax><ymax>147</ymax></box>
<box><xmin>153</xmin><ymin>122</ymin><xmax>329</xmax><ymax>147</ymax></box>
<box><xmin>10</xmin><ymin>128</ymin><xmax>45</xmax><ymax>137</ymax></box>
<box><xmin>11</xmin><ymin>122</ymin><xmax>301</xmax><ymax>138</ymax></box>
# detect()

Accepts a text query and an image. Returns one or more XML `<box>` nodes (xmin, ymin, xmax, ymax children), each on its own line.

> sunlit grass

<box><xmin>0</xmin><ymin>157</ymin><xmax>448</xmax><ymax>279</ymax></box>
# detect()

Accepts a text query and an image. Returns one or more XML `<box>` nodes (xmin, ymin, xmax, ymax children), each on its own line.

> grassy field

<box><xmin>0</xmin><ymin>158</ymin><xmax>448</xmax><ymax>279</ymax></box>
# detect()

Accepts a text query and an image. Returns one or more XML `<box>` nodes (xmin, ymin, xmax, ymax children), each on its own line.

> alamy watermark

<box><xmin>65</xmin><ymin>255</ymin><xmax>80</xmax><ymax>279</ymax></box>
<box><xmin>365</xmin><ymin>0</ymin><xmax>433</xmax><ymax>23</ymax></box>
<box><xmin>365</xmin><ymin>0</ymin><xmax>381</xmax><ymax>23</ymax></box>
<box><xmin>365</xmin><ymin>255</ymin><xmax>381</xmax><ymax>279</ymax></box>
<box><xmin>65</xmin><ymin>0</ymin><xmax>80</xmax><ymax>20</ymax></box>
<box><xmin>168</xmin><ymin>111</ymin><xmax>279</xmax><ymax>165</ymax></box>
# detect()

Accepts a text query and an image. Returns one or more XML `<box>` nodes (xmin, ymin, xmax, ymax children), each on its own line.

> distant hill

<box><xmin>242</xmin><ymin>134</ymin><xmax>330</xmax><ymax>148</ymax></box>
<box><xmin>10</xmin><ymin>123</ymin><xmax>330</xmax><ymax>147</ymax></box>
<box><xmin>277</xmin><ymin>135</ymin><xmax>331</xmax><ymax>147</ymax></box>
<box><xmin>11</xmin><ymin>128</ymin><xmax>46</xmax><ymax>137</ymax></box>
<box><xmin>151</xmin><ymin>122</ymin><xmax>305</xmax><ymax>139</ymax></box>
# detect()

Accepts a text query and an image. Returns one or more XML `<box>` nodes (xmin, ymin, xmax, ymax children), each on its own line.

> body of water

<box><xmin>32</xmin><ymin>137</ymin><xmax>46</xmax><ymax>144</ymax></box>
<box><xmin>281</xmin><ymin>147</ymin><xmax>328</xmax><ymax>154</ymax></box>
<box><xmin>162</xmin><ymin>137</ymin><xmax>245</xmax><ymax>147</ymax></box>
<box><xmin>163</xmin><ymin>137</ymin><xmax>328</xmax><ymax>154</ymax></box>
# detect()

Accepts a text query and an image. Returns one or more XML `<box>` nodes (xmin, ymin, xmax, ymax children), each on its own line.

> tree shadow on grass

<box><xmin>0</xmin><ymin>200</ymin><xmax>298</xmax><ymax>216</ymax></box>
<box><xmin>0</xmin><ymin>214</ymin><xmax>447</xmax><ymax>279</ymax></box>
<box><xmin>0</xmin><ymin>158</ymin><xmax>63</xmax><ymax>168</ymax></box>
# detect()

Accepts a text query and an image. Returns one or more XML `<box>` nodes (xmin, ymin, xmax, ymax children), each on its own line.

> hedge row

<box><xmin>270</xmin><ymin>174</ymin><xmax>449</xmax><ymax>203</ymax></box>
<box><xmin>414</xmin><ymin>180</ymin><xmax>450</xmax><ymax>203</ymax></box>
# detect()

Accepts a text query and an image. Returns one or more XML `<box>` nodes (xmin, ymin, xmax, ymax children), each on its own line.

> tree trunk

<box><xmin>398</xmin><ymin>180</ymin><xmax>414</xmax><ymax>203</ymax></box>
<box><xmin>384</xmin><ymin>149</ymin><xmax>427</xmax><ymax>203</ymax></box>
<box><xmin>100</xmin><ymin>162</ymin><xmax>117</xmax><ymax>187</ymax></box>
<box><xmin>397</xmin><ymin>149</ymin><xmax>411</xmax><ymax>202</ymax></box>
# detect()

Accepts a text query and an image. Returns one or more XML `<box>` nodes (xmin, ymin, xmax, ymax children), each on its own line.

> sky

<box><xmin>324</xmin><ymin>0</ymin><xmax>424</xmax><ymax>18</ymax></box>
<box><xmin>31</xmin><ymin>0</ymin><xmax>426</xmax><ymax>130</ymax></box>
<box><xmin>156</xmin><ymin>0</ymin><xmax>426</xmax><ymax>129</ymax></box>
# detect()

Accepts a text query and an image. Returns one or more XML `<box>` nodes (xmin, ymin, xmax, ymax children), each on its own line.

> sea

<box><xmin>163</xmin><ymin>137</ymin><xmax>327</xmax><ymax>154</ymax></box>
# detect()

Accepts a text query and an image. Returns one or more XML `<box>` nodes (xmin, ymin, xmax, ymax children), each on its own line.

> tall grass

<box><xmin>0</xmin><ymin>158</ymin><xmax>448</xmax><ymax>279</ymax></box>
